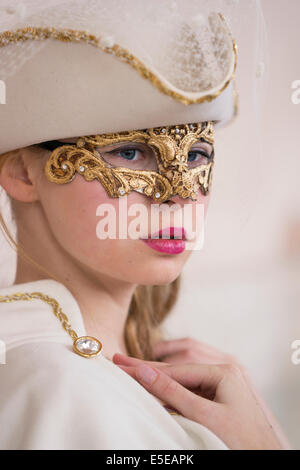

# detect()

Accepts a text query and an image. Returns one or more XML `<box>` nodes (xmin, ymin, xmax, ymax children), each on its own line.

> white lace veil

<box><xmin>0</xmin><ymin>0</ymin><xmax>250</xmax><ymax>86</ymax></box>
<box><xmin>0</xmin><ymin>0</ymin><xmax>268</xmax><ymax>286</ymax></box>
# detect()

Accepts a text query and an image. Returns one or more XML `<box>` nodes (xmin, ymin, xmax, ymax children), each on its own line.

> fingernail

<box><xmin>136</xmin><ymin>364</ymin><xmax>158</xmax><ymax>385</ymax></box>
<box><xmin>113</xmin><ymin>353</ymin><xmax>129</xmax><ymax>362</ymax></box>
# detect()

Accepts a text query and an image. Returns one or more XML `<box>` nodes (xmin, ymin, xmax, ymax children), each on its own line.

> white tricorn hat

<box><xmin>0</xmin><ymin>0</ymin><xmax>238</xmax><ymax>154</ymax></box>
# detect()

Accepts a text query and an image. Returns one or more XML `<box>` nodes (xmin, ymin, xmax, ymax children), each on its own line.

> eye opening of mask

<box><xmin>35</xmin><ymin>138</ymin><xmax>214</xmax><ymax>155</ymax></box>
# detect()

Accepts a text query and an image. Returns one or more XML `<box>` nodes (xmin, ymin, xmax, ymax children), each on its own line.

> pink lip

<box><xmin>140</xmin><ymin>227</ymin><xmax>186</xmax><ymax>254</ymax></box>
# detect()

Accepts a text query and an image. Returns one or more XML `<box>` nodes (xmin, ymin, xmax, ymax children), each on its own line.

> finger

<box><xmin>114</xmin><ymin>354</ymin><xmax>228</xmax><ymax>394</ymax></box>
<box><xmin>134</xmin><ymin>363</ymin><xmax>218</xmax><ymax>424</ymax></box>
<box><xmin>115</xmin><ymin>364</ymin><xmax>136</xmax><ymax>379</ymax></box>
<box><xmin>153</xmin><ymin>338</ymin><xmax>192</xmax><ymax>358</ymax></box>
<box><xmin>161</xmin><ymin>351</ymin><xmax>230</xmax><ymax>366</ymax></box>
<box><xmin>113</xmin><ymin>353</ymin><xmax>170</xmax><ymax>367</ymax></box>
<box><xmin>117</xmin><ymin>364</ymin><xmax>177</xmax><ymax>409</ymax></box>
<box><xmin>117</xmin><ymin>359</ymin><xmax>225</xmax><ymax>394</ymax></box>
<box><xmin>115</xmin><ymin>362</ymin><xmax>169</xmax><ymax>379</ymax></box>
<box><xmin>113</xmin><ymin>351</ymin><xmax>222</xmax><ymax>368</ymax></box>
<box><xmin>156</xmin><ymin>337</ymin><xmax>235</xmax><ymax>359</ymax></box>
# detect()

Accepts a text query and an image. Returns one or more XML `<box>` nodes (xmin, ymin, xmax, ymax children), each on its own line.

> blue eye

<box><xmin>188</xmin><ymin>150</ymin><xmax>209</xmax><ymax>162</ymax></box>
<box><xmin>119</xmin><ymin>149</ymin><xmax>138</xmax><ymax>160</ymax></box>
<box><xmin>188</xmin><ymin>152</ymin><xmax>198</xmax><ymax>162</ymax></box>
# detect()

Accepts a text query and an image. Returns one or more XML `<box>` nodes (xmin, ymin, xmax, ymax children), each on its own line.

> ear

<box><xmin>0</xmin><ymin>148</ymin><xmax>40</xmax><ymax>203</ymax></box>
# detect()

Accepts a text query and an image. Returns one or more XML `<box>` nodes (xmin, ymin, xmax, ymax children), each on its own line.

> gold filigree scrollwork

<box><xmin>45</xmin><ymin>122</ymin><xmax>215</xmax><ymax>203</ymax></box>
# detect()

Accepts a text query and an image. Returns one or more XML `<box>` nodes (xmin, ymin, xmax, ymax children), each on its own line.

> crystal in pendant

<box><xmin>73</xmin><ymin>336</ymin><xmax>102</xmax><ymax>358</ymax></box>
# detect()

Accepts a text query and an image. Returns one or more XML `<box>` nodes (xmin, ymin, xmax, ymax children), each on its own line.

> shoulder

<box><xmin>0</xmin><ymin>280</ymin><xmax>86</xmax><ymax>350</ymax></box>
<box><xmin>1</xmin><ymin>341</ymin><xmax>118</xmax><ymax>398</ymax></box>
<box><xmin>0</xmin><ymin>342</ymin><xmax>134</xmax><ymax>449</ymax></box>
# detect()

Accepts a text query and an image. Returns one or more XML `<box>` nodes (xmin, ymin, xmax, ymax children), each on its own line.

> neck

<box><xmin>14</xmin><ymin>204</ymin><xmax>136</xmax><ymax>361</ymax></box>
<box><xmin>15</xmin><ymin>256</ymin><xmax>136</xmax><ymax>361</ymax></box>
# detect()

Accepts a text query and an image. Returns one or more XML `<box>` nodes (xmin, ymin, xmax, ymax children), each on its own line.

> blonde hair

<box><xmin>0</xmin><ymin>149</ymin><xmax>181</xmax><ymax>360</ymax></box>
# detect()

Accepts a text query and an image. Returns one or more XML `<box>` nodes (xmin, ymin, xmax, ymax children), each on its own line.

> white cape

<box><xmin>0</xmin><ymin>279</ymin><xmax>228</xmax><ymax>450</ymax></box>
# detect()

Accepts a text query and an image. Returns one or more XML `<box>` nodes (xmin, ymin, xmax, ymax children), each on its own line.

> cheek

<box><xmin>38</xmin><ymin>176</ymin><xmax>153</xmax><ymax>275</ymax></box>
<box><xmin>40</xmin><ymin>177</ymin><xmax>121</xmax><ymax>259</ymax></box>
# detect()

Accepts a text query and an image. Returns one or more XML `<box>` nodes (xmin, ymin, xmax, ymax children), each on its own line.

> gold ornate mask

<box><xmin>44</xmin><ymin>121</ymin><xmax>215</xmax><ymax>203</ymax></box>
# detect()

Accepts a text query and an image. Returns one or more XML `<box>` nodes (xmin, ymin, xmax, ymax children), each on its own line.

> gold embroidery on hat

<box><xmin>45</xmin><ymin>122</ymin><xmax>215</xmax><ymax>203</ymax></box>
<box><xmin>0</xmin><ymin>14</ymin><xmax>237</xmax><ymax>106</ymax></box>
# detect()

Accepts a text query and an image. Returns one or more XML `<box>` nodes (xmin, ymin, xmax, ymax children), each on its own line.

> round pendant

<box><xmin>73</xmin><ymin>336</ymin><xmax>102</xmax><ymax>358</ymax></box>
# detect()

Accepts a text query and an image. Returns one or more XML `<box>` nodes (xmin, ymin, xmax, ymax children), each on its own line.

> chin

<box><xmin>132</xmin><ymin>261</ymin><xmax>183</xmax><ymax>286</ymax></box>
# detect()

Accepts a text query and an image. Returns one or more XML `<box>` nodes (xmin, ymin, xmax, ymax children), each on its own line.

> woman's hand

<box><xmin>152</xmin><ymin>337</ymin><xmax>240</xmax><ymax>366</ymax></box>
<box><xmin>152</xmin><ymin>337</ymin><xmax>291</xmax><ymax>450</ymax></box>
<box><xmin>113</xmin><ymin>343</ymin><xmax>291</xmax><ymax>450</ymax></box>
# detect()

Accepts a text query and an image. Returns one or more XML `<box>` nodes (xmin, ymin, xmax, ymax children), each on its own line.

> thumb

<box><xmin>135</xmin><ymin>363</ymin><xmax>218</xmax><ymax>424</ymax></box>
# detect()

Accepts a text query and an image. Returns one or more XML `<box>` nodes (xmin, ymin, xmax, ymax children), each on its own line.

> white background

<box><xmin>165</xmin><ymin>0</ymin><xmax>300</xmax><ymax>449</ymax></box>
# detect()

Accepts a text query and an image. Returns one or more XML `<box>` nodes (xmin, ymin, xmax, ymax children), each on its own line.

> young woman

<box><xmin>0</xmin><ymin>0</ymin><xmax>290</xmax><ymax>450</ymax></box>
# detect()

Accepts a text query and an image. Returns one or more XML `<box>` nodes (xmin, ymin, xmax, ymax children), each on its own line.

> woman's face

<box><xmin>29</xmin><ymin>136</ymin><xmax>212</xmax><ymax>286</ymax></box>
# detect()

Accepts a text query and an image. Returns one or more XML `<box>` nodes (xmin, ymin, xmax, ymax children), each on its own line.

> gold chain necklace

<box><xmin>0</xmin><ymin>291</ymin><xmax>102</xmax><ymax>358</ymax></box>
<box><xmin>0</xmin><ymin>291</ymin><xmax>181</xmax><ymax>416</ymax></box>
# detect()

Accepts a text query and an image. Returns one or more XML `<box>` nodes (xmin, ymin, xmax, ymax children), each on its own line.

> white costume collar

<box><xmin>0</xmin><ymin>278</ymin><xmax>229</xmax><ymax>450</ymax></box>
<box><xmin>0</xmin><ymin>279</ymin><xmax>87</xmax><ymax>352</ymax></box>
